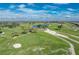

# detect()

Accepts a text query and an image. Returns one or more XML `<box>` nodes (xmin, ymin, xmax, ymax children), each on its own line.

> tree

<box><xmin>20</xmin><ymin>25</ymin><xmax>27</xmax><ymax>34</ymax></box>
<box><xmin>12</xmin><ymin>32</ymin><xmax>19</xmax><ymax>37</ymax></box>
<box><xmin>0</xmin><ymin>27</ymin><xmax>2</xmax><ymax>34</ymax></box>
<box><xmin>57</xmin><ymin>24</ymin><xmax>63</xmax><ymax>30</ymax></box>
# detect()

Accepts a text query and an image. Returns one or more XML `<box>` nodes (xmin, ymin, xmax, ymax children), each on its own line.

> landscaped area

<box><xmin>0</xmin><ymin>22</ymin><xmax>79</xmax><ymax>55</ymax></box>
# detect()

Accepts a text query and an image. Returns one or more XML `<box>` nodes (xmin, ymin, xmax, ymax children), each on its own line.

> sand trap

<box><xmin>2</xmin><ymin>32</ymin><xmax>5</xmax><ymax>35</ymax></box>
<box><xmin>13</xmin><ymin>43</ymin><xmax>22</xmax><ymax>48</ymax></box>
<box><xmin>0</xmin><ymin>32</ymin><xmax>5</xmax><ymax>35</ymax></box>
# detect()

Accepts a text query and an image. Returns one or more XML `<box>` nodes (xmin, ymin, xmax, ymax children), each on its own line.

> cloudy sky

<box><xmin>0</xmin><ymin>3</ymin><xmax>79</xmax><ymax>21</ymax></box>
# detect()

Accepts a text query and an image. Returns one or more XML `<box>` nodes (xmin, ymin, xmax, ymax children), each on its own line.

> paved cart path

<box><xmin>66</xmin><ymin>33</ymin><xmax>79</xmax><ymax>39</ymax></box>
<box><xmin>44</xmin><ymin>29</ymin><xmax>76</xmax><ymax>55</ymax></box>
<box><xmin>44</xmin><ymin>29</ymin><xmax>79</xmax><ymax>44</ymax></box>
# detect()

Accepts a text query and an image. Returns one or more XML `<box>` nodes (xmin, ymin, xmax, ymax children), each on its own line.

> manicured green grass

<box><xmin>48</xmin><ymin>22</ymin><xmax>79</xmax><ymax>55</ymax></box>
<box><xmin>0</xmin><ymin>24</ymin><xmax>69</xmax><ymax>55</ymax></box>
<box><xmin>48</xmin><ymin>23</ymin><xmax>79</xmax><ymax>36</ymax></box>
<box><xmin>0</xmin><ymin>22</ymin><xmax>78</xmax><ymax>55</ymax></box>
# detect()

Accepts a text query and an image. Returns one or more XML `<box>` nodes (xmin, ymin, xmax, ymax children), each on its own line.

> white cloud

<box><xmin>59</xmin><ymin>11</ymin><xmax>72</xmax><ymax>15</ymax></box>
<box><xmin>0</xmin><ymin>9</ymin><xmax>54</xmax><ymax>21</ymax></box>
<box><xmin>65</xmin><ymin>15</ymin><xmax>71</xmax><ymax>18</ymax></box>
<box><xmin>18</xmin><ymin>7</ymin><xmax>48</xmax><ymax>14</ymax></box>
<box><xmin>27</xmin><ymin>3</ymin><xmax>35</xmax><ymax>6</ymax></box>
<box><xmin>67</xmin><ymin>8</ymin><xmax>75</xmax><ymax>11</ymax></box>
<box><xmin>0</xmin><ymin>5</ymin><xmax>79</xmax><ymax>21</ymax></box>
<box><xmin>18</xmin><ymin>4</ymin><xmax>26</xmax><ymax>9</ymax></box>
<box><xmin>43</xmin><ymin>5</ymin><xmax>59</xmax><ymax>10</ymax></box>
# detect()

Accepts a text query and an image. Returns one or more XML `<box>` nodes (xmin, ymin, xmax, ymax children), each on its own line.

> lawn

<box><xmin>48</xmin><ymin>22</ymin><xmax>79</xmax><ymax>36</ymax></box>
<box><xmin>0</xmin><ymin>23</ymin><xmax>69</xmax><ymax>55</ymax></box>
<box><xmin>48</xmin><ymin>22</ymin><xmax>79</xmax><ymax>55</ymax></box>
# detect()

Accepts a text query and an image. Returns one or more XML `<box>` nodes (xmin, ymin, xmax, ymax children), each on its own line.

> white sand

<box><xmin>2</xmin><ymin>32</ymin><xmax>5</xmax><ymax>35</ymax></box>
<box><xmin>13</xmin><ymin>43</ymin><xmax>22</xmax><ymax>48</ymax></box>
<box><xmin>0</xmin><ymin>32</ymin><xmax>5</xmax><ymax>35</ymax></box>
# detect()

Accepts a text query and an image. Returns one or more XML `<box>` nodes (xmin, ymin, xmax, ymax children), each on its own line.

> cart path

<box><xmin>56</xmin><ymin>36</ymin><xmax>75</xmax><ymax>55</ymax></box>
<box><xmin>44</xmin><ymin>29</ymin><xmax>79</xmax><ymax>44</ymax></box>
<box><xmin>66</xmin><ymin>33</ymin><xmax>79</xmax><ymax>39</ymax></box>
<box><xmin>51</xmin><ymin>48</ymin><xmax>68</xmax><ymax>54</ymax></box>
<box><xmin>44</xmin><ymin>29</ymin><xmax>76</xmax><ymax>55</ymax></box>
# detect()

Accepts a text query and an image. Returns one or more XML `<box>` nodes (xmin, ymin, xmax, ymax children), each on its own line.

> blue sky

<box><xmin>0</xmin><ymin>3</ymin><xmax>79</xmax><ymax>21</ymax></box>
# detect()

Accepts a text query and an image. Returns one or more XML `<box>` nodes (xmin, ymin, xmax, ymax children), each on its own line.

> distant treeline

<box><xmin>0</xmin><ymin>21</ymin><xmax>79</xmax><ymax>23</ymax></box>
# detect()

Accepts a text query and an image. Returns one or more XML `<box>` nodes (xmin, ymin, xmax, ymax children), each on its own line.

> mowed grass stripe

<box><xmin>0</xmin><ymin>30</ymin><xmax>69</xmax><ymax>54</ymax></box>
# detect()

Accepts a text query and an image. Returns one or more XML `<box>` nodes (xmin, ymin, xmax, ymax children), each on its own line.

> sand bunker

<box><xmin>13</xmin><ymin>43</ymin><xmax>22</xmax><ymax>48</ymax></box>
<box><xmin>2</xmin><ymin>32</ymin><xmax>5</xmax><ymax>35</ymax></box>
<box><xmin>0</xmin><ymin>32</ymin><xmax>5</xmax><ymax>35</ymax></box>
